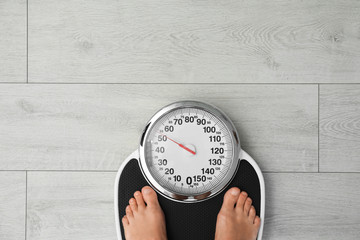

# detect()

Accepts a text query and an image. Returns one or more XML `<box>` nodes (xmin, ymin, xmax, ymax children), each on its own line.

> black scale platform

<box><xmin>117</xmin><ymin>158</ymin><xmax>261</xmax><ymax>240</ymax></box>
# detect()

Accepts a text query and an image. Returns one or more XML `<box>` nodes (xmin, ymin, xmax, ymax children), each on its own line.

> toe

<box><xmin>236</xmin><ymin>191</ymin><xmax>248</xmax><ymax>211</ymax></box>
<box><xmin>129</xmin><ymin>198</ymin><xmax>137</xmax><ymax>212</ymax></box>
<box><xmin>221</xmin><ymin>187</ymin><xmax>240</xmax><ymax>211</ymax></box>
<box><xmin>249</xmin><ymin>206</ymin><xmax>256</xmax><ymax>222</ymax></box>
<box><xmin>254</xmin><ymin>216</ymin><xmax>261</xmax><ymax>228</ymax></box>
<box><xmin>244</xmin><ymin>197</ymin><xmax>252</xmax><ymax>215</ymax></box>
<box><xmin>141</xmin><ymin>186</ymin><xmax>159</xmax><ymax>207</ymax></box>
<box><xmin>122</xmin><ymin>215</ymin><xmax>129</xmax><ymax>226</ymax></box>
<box><xmin>125</xmin><ymin>205</ymin><xmax>133</xmax><ymax>219</ymax></box>
<box><xmin>134</xmin><ymin>191</ymin><xmax>145</xmax><ymax>209</ymax></box>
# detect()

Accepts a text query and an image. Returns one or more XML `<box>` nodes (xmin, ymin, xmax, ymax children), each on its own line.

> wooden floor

<box><xmin>0</xmin><ymin>0</ymin><xmax>360</xmax><ymax>239</ymax></box>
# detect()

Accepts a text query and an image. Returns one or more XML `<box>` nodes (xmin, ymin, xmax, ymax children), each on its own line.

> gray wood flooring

<box><xmin>320</xmin><ymin>85</ymin><xmax>360</xmax><ymax>172</ymax></box>
<box><xmin>0</xmin><ymin>172</ymin><xmax>26</xmax><ymax>239</ymax></box>
<box><xmin>28</xmin><ymin>0</ymin><xmax>360</xmax><ymax>83</ymax></box>
<box><xmin>0</xmin><ymin>0</ymin><xmax>359</xmax><ymax>239</ymax></box>
<box><xmin>0</xmin><ymin>84</ymin><xmax>317</xmax><ymax>171</ymax></box>
<box><xmin>0</xmin><ymin>0</ymin><xmax>26</xmax><ymax>82</ymax></box>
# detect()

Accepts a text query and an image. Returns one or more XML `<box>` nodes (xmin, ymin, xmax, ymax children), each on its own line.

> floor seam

<box><xmin>18</xmin><ymin>82</ymin><xmax>360</xmax><ymax>85</ymax></box>
<box><xmin>25</xmin><ymin>171</ymin><xmax>27</xmax><ymax>240</ymax></box>
<box><xmin>26</xmin><ymin>0</ymin><xmax>28</xmax><ymax>84</ymax></box>
<box><xmin>0</xmin><ymin>170</ymin><xmax>358</xmax><ymax>173</ymax></box>
<box><xmin>1</xmin><ymin>82</ymin><xmax>360</xmax><ymax>85</ymax></box>
<box><xmin>318</xmin><ymin>84</ymin><xmax>320</xmax><ymax>173</ymax></box>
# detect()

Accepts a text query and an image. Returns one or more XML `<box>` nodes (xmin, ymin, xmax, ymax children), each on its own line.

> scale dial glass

<box><xmin>140</xmin><ymin>102</ymin><xmax>240</xmax><ymax>202</ymax></box>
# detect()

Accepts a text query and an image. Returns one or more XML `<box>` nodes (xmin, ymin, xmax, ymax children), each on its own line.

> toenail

<box><xmin>143</xmin><ymin>188</ymin><xmax>152</xmax><ymax>194</ymax></box>
<box><xmin>241</xmin><ymin>192</ymin><xmax>247</xmax><ymax>196</ymax></box>
<box><xmin>231</xmin><ymin>188</ymin><xmax>240</xmax><ymax>196</ymax></box>
<box><xmin>134</xmin><ymin>191</ymin><xmax>140</xmax><ymax>196</ymax></box>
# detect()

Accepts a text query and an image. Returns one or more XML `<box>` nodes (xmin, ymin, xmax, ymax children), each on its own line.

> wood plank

<box><xmin>28</xmin><ymin>0</ymin><xmax>360</xmax><ymax>83</ymax></box>
<box><xmin>27</xmin><ymin>172</ymin><xmax>116</xmax><ymax>240</ymax></box>
<box><xmin>27</xmin><ymin>172</ymin><xmax>360</xmax><ymax>240</ymax></box>
<box><xmin>0</xmin><ymin>84</ymin><xmax>317</xmax><ymax>171</ymax></box>
<box><xmin>263</xmin><ymin>173</ymin><xmax>360</xmax><ymax>239</ymax></box>
<box><xmin>320</xmin><ymin>85</ymin><xmax>360</xmax><ymax>172</ymax></box>
<box><xmin>0</xmin><ymin>171</ymin><xmax>26</xmax><ymax>240</ymax></box>
<box><xmin>0</xmin><ymin>0</ymin><xmax>26</xmax><ymax>82</ymax></box>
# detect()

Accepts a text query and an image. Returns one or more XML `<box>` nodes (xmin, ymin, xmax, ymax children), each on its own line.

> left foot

<box><xmin>122</xmin><ymin>186</ymin><xmax>167</xmax><ymax>240</ymax></box>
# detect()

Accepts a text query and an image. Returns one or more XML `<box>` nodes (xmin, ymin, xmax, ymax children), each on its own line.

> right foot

<box><xmin>215</xmin><ymin>187</ymin><xmax>261</xmax><ymax>240</ymax></box>
<box><xmin>122</xmin><ymin>186</ymin><xmax>167</xmax><ymax>240</ymax></box>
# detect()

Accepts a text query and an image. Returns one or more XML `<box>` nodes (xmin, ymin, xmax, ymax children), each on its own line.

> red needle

<box><xmin>160</xmin><ymin>134</ymin><xmax>196</xmax><ymax>155</ymax></box>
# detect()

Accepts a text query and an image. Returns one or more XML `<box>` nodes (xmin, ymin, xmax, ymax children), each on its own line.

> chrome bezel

<box><xmin>139</xmin><ymin>101</ymin><xmax>241</xmax><ymax>203</ymax></box>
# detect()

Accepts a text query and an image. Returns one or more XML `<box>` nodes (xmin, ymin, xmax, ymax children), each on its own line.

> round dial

<box><xmin>139</xmin><ymin>101</ymin><xmax>240</xmax><ymax>202</ymax></box>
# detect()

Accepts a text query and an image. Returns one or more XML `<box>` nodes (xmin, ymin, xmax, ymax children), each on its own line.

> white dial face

<box><xmin>144</xmin><ymin>107</ymin><xmax>234</xmax><ymax>196</ymax></box>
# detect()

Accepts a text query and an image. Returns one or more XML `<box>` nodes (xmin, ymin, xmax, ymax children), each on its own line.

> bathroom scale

<box><xmin>114</xmin><ymin>101</ymin><xmax>265</xmax><ymax>240</ymax></box>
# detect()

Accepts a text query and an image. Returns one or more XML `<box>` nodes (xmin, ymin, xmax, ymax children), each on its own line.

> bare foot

<box><xmin>215</xmin><ymin>187</ymin><xmax>260</xmax><ymax>240</ymax></box>
<box><xmin>122</xmin><ymin>186</ymin><xmax>167</xmax><ymax>240</ymax></box>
